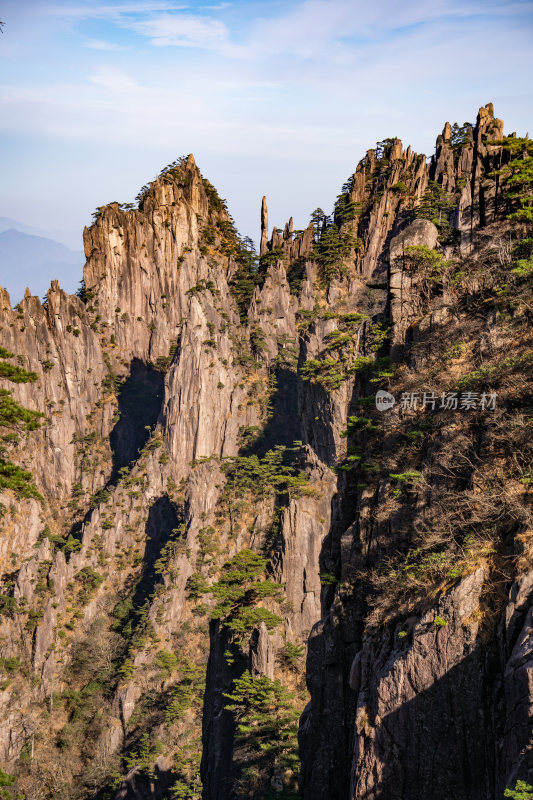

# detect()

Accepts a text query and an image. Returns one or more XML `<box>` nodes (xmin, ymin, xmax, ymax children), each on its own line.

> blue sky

<box><xmin>0</xmin><ymin>0</ymin><xmax>532</xmax><ymax>261</ymax></box>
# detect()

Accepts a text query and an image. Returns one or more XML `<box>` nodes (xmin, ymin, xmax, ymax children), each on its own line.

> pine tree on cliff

<box><xmin>0</xmin><ymin>347</ymin><xmax>44</xmax><ymax>501</ymax></box>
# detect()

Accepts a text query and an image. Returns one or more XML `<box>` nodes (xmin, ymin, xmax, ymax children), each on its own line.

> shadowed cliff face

<box><xmin>0</xmin><ymin>105</ymin><xmax>531</xmax><ymax>800</ymax></box>
<box><xmin>109</xmin><ymin>360</ymin><xmax>165</xmax><ymax>480</ymax></box>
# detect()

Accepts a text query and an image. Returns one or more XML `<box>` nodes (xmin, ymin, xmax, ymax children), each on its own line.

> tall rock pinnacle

<box><xmin>260</xmin><ymin>195</ymin><xmax>269</xmax><ymax>256</ymax></box>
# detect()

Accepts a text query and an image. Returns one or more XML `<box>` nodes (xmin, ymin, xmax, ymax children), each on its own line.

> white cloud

<box><xmin>242</xmin><ymin>0</ymin><xmax>533</xmax><ymax>60</ymax></box>
<box><xmin>46</xmin><ymin>2</ymin><xmax>189</xmax><ymax>21</ymax></box>
<box><xmin>102</xmin><ymin>0</ymin><xmax>533</xmax><ymax>63</ymax></box>
<box><xmin>84</xmin><ymin>38</ymin><xmax>128</xmax><ymax>50</ymax></box>
<box><xmin>0</xmin><ymin>63</ymin><xmax>360</xmax><ymax>160</ymax></box>
<box><xmin>130</xmin><ymin>12</ymin><xmax>229</xmax><ymax>48</ymax></box>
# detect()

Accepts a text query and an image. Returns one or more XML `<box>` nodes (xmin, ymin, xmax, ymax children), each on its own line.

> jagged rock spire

<box><xmin>260</xmin><ymin>196</ymin><xmax>269</xmax><ymax>256</ymax></box>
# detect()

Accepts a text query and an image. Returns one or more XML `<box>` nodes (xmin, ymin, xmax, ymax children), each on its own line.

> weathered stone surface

<box><xmin>389</xmin><ymin>218</ymin><xmax>439</xmax><ymax>347</ymax></box>
<box><xmin>260</xmin><ymin>196</ymin><xmax>269</xmax><ymax>256</ymax></box>
<box><xmin>272</xmin><ymin>448</ymin><xmax>337</xmax><ymax>637</ymax></box>
<box><xmin>502</xmin><ymin>571</ymin><xmax>533</xmax><ymax>789</ymax></box>
<box><xmin>349</xmin><ymin>570</ymin><xmax>488</xmax><ymax>800</ymax></box>
<box><xmin>389</xmin><ymin>218</ymin><xmax>439</xmax><ymax>263</ymax></box>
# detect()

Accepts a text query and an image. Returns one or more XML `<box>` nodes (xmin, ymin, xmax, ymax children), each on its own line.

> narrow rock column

<box><xmin>260</xmin><ymin>195</ymin><xmax>269</xmax><ymax>256</ymax></box>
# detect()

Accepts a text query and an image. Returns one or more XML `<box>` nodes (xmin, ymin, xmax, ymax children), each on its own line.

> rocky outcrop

<box><xmin>298</xmin><ymin>103</ymin><xmax>532</xmax><ymax>800</ymax></box>
<box><xmin>430</xmin><ymin>102</ymin><xmax>506</xmax><ymax>250</ymax></box>
<box><xmin>502</xmin><ymin>571</ymin><xmax>533</xmax><ymax>790</ymax></box>
<box><xmin>389</xmin><ymin>218</ymin><xmax>439</xmax><ymax>347</ymax></box>
<box><xmin>350</xmin><ymin>569</ymin><xmax>490</xmax><ymax>800</ymax></box>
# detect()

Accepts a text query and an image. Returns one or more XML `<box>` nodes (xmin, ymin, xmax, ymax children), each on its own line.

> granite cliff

<box><xmin>0</xmin><ymin>104</ymin><xmax>531</xmax><ymax>800</ymax></box>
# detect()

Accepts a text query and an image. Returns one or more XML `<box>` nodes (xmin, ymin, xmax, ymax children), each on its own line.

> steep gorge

<box><xmin>0</xmin><ymin>104</ymin><xmax>531</xmax><ymax>800</ymax></box>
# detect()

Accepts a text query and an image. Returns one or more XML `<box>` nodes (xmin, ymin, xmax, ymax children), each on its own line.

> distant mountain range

<box><xmin>0</xmin><ymin>217</ymin><xmax>83</xmax><ymax>304</ymax></box>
